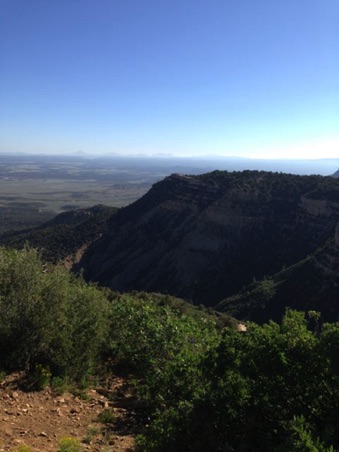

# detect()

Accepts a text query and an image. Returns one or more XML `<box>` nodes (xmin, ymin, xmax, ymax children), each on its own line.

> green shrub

<box><xmin>28</xmin><ymin>364</ymin><xmax>51</xmax><ymax>390</ymax></box>
<box><xmin>52</xmin><ymin>376</ymin><xmax>73</xmax><ymax>395</ymax></box>
<box><xmin>0</xmin><ymin>246</ymin><xmax>110</xmax><ymax>381</ymax></box>
<box><xmin>82</xmin><ymin>426</ymin><xmax>100</xmax><ymax>445</ymax></box>
<box><xmin>11</xmin><ymin>446</ymin><xmax>31</xmax><ymax>452</ymax></box>
<box><xmin>57</xmin><ymin>437</ymin><xmax>81</xmax><ymax>452</ymax></box>
<box><xmin>137</xmin><ymin>310</ymin><xmax>339</xmax><ymax>451</ymax></box>
<box><xmin>97</xmin><ymin>408</ymin><xmax>117</xmax><ymax>424</ymax></box>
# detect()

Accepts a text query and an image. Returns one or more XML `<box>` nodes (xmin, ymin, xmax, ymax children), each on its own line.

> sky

<box><xmin>1</xmin><ymin>0</ymin><xmax>338</xmax><ymax>159</ymax></box>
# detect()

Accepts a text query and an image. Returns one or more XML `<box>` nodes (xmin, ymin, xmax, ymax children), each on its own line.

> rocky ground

<box><xmin>0</xmin><ymin>372</ymin><xmax>137</xmax><ymax>451</ymax></box>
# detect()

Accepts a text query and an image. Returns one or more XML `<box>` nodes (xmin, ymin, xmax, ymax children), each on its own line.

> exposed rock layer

<box><xmin>79</xmin><ymin>171</ymin><xmax>339</xmax><ymax>306</ymax></box>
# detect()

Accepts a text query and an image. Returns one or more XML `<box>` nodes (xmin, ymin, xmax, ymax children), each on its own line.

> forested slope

<box><xmin>79</xmin><ymin>171</ymin><xmax>339</xmax><ymax>309</ymax></box>
<box><xmin>0</xmin><ymin>204</ymin><xmax>117</xmax><ymax>262</ymax></box>
<box><xmin>217</xmin><ymin>232</ymin><xmax>339</xmax><ymax>323</ymax></box>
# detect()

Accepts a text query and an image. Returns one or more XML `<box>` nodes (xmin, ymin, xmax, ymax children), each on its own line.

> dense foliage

<box><xmin>0</xmin><ymin>246</ymin><xmax>231</xmax><ymax>381</ymax></box>
<box><xmin>0</xmin><ymin>202</ymin><xmax>55</xmax><ymax>234</ymax></box>
<box><xmin>134</xmin><ymin>310</ymin><xmax>339</xmax><ymax>451</ymax></box>
<box><xmin>0</xmin><ymin>247</ymin><xmax>110</xmax><ymax>380</ymax></box>
<box><xmin>218</xmin><ymin>237</ymin><xmax>339</xmax><ymax>324</ymax></box>
<box><xmin>1</xmin><ymin>247</ymin><xmax>339</xmax><ymax>451</ymax></box>
<box><xmin>0</xmin><ymin>205</ymin><xmax>117</xmax><ymax>262</ymax></box>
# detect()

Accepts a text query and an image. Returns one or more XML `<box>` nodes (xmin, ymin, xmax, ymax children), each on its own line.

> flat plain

<box><xmin>0</xmin><ymin>155</ymin><xmax>160</xmax><ymax>232</ymax></box>
<box><xmin>0</xmin><ymin>153</ymin><xmax>224</xmax><ymax>232</ymax></box>
<box><xmin>0</xmin><ymin>153</ymin><xmax>338</xmax><ymax>233</ymax></box>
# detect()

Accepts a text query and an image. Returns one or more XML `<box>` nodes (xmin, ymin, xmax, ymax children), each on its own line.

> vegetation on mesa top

<box><xmin>196</xmin><ymin>169</ymin><xmax>339</xmax><ymax>202</ymax></box>
<box><xmin>0</xmin><ymin>247</ymin><xmax>339</xmax><ymax>451</ymax></box>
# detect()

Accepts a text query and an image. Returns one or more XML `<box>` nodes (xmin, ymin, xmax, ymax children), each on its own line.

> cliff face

<box><xmin>78</xmin><ymin>171</ymin><xmax>339</xmax><ymax>306</ymax></box>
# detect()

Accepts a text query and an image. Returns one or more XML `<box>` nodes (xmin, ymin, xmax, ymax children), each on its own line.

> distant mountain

<box><xmin>0</xmin><ymin>204</ymin><xmax>118</xmax><ymax>263</ymax></box>
<box><xmin>78</xmin><ymin>171</ymin><xmax>339</xmax><ymax>308</ymax></box>
<box><xmin>332</xmin><ymin>169</ymin><xmax>339</xmax><ymax>178</ymax></box>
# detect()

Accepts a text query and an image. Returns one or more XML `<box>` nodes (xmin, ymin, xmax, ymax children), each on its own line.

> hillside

<box><xmin>0</xmin><ymin>204</ymin><xmax>117</xmax><ymax>263</ymax></box>
<box><xmin>216</xmin><ymin>227</ymin><xmax>339</xmax><ymax>323</ymax></box>
<box><xmin>1</xmin><ymin>247</ymin><xmax>339</xmax><ymax>451</ymax></box>
<box><xmin>78</xmin><ymin>170</ymin><xmax>339</xmax><ymax>307</ymax></box>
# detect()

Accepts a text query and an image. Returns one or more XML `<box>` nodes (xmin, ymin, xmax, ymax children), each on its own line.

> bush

<box><xmin>97</xmin><ymin>408</ymin><xmax>117</xmax><ymax>424</ymax></box>
<box><xmin>137</xmin><ymin>310</ymin><xmax>339</xmax><ymax>451</ymax></box>
<box><xmin>28</xmin><ymin>364</ymin><xmax>51</xmax><ymax>390</ymax></box>
<box><xmin>0</xmin><ymin>246</ymin><xmax>110</xmax><ymax>381</ymax></box>
<box><xmin>57</xmin><ymin>437</ymin><xmax>82</xmax><ymax>452</ymax></box>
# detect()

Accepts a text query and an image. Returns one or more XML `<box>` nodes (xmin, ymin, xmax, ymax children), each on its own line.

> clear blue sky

<box><xmin>1</xmin><ymin>0</ymin><xmax>338</xmax><ymax>158</ymax></box>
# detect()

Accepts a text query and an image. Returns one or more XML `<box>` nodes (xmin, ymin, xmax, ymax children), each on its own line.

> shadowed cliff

<box><xmin>78</xmin><ymin>171</ymin><xmax>339</xmax><ymax>306</ymax></box>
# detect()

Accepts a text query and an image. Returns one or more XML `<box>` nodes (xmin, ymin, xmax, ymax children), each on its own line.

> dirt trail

<box><xmin>0</xmin><ymin>373</ymin><xmax>136</xmax><ymax>451</ymax></box>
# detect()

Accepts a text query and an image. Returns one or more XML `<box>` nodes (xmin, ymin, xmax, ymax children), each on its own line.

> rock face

<box><xmin>78</xmin><ymin>171</ymin><xmax>339</xmax><ymax>306</ymax></box>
